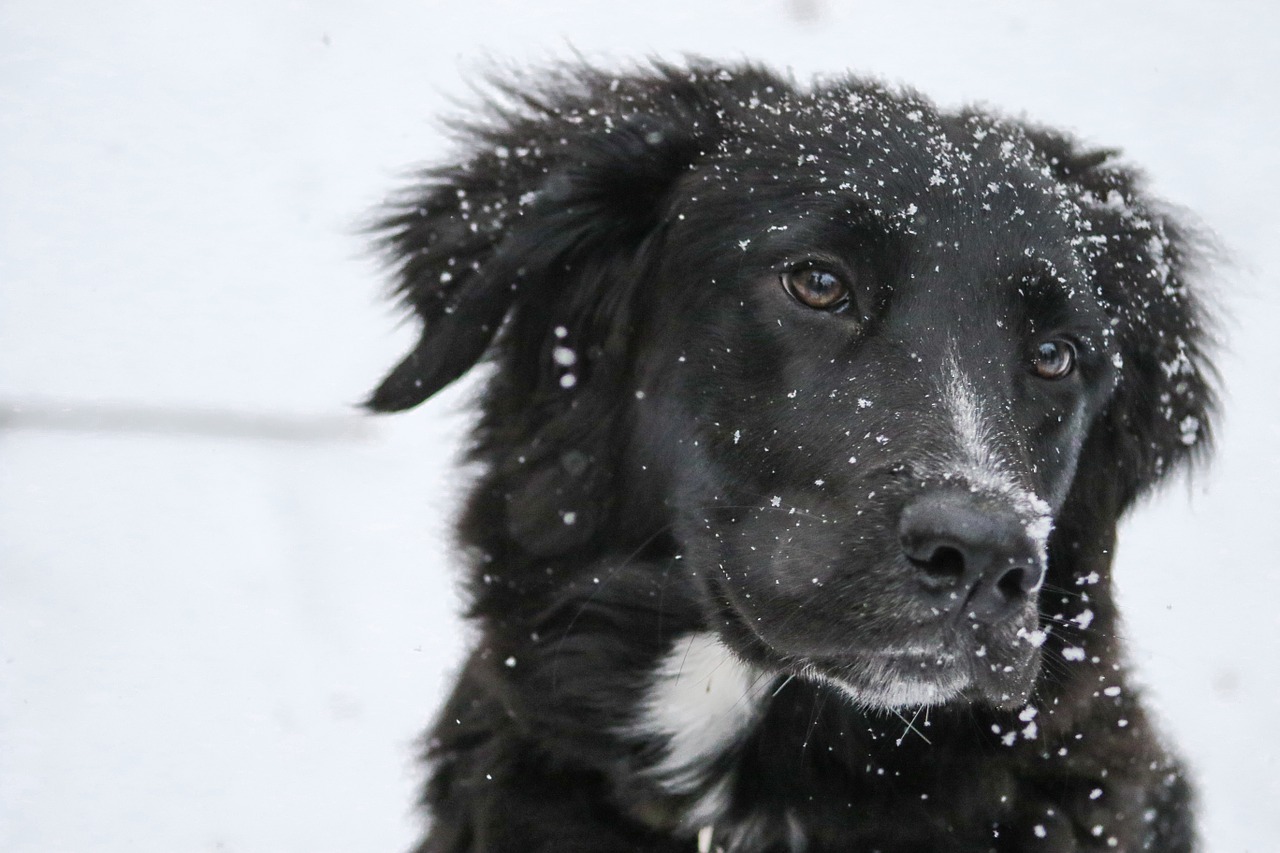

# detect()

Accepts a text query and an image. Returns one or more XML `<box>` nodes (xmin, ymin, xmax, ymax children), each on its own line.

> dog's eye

<box><xmin>781</xmin><ymin>266</ymin><xmax>850</xmax><ymax>311</ymax></box>
<box><xmin>1030</xmin><ymin>339</ymin><xmax>1077</xmax><ymax>380</ymax></box>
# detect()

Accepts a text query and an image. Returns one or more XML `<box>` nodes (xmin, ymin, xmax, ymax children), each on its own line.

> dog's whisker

<box><xmin>800</xmin><ymin>684</ymin><xmax>830</xmax><ymax>753</ymax></box>
<box><xmin>674</xmin><ymin>633</ymin><xmax>699</xmax><ymax>687</ymax></box>
<box><xmin>891</xmin><ymin>705</ymin><xmax>932</xmax><ymax>746</ymax></box>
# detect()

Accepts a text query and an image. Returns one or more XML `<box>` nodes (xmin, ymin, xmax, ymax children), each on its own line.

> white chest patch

<box><xmin>632</xmin><ymin>633</ymin><xmax>769</xmax><ymax>796</ymax></box>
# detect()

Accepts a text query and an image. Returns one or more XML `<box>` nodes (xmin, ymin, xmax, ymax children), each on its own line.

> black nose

<box><xmin>898</xmin><ymin>492</ymin><xmax>1045</xmax><ymax>623</ymax></box>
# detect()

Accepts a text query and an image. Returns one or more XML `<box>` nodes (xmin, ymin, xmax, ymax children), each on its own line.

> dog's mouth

<box><xmin>798</xmin><ymin>648</ymin><xmax>970</xmax><ymax>709</ymax></box>
<box><xmin>795</xmin><ymin>638</ymin><xmax>1039</xmax><ymax>712</ymax></box>
<box><xmin>798</xmin><ymin>640</ymin><xmax>1037</xmax><ymax>711</ymax></box>
<box><xmin>707</xmin><ymin>578</ymin><xmax>1040</xmax><ymax>711</ymax></box>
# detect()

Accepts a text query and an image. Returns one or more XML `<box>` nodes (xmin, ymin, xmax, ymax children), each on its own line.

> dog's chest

<box><xmin>630</xmin><ymin>634</ymin><xmax>812</xmax><ymax>850</ymax></box>
<box><xmin>633</xmin><ymin>633</ymin><xmax>769</xmax><ymax>798</ymax></box>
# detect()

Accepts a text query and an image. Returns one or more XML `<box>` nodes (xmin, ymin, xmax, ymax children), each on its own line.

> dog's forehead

<box><xmin>700</xmin><ymin>90</ymin><xmax>1078</xmax><ymax>249</ymax></box>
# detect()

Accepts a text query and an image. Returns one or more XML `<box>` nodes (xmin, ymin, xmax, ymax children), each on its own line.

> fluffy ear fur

<box><xmin>1026</xmin><ymin>130</ymin><xmax>1217</xmax><ymax>512</ymax></box>
<box><xmin>366</xmin><ymin>64</ymin><xmax>768</xmax><ymax>554</ymax></box>
<box><xmin>367</xmin><ymin>75</ymin><xmax>684</xmax><ymax>413</ymax></box>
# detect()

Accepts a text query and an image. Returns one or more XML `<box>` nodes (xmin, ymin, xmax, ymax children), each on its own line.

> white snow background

<box><xmin>2</xmin><ymin>2</ymin><xmax>1277</xmax><ymax>851</ymax></box>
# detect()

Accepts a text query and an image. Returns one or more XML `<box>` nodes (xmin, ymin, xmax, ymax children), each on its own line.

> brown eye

<box><xmin>781</xmin><ymin>266</ymin><xmax>850</xmax><ymax>311</ymax></box>
<box><xmin>1031</xmin><ymin>339</ymin><xmax>1077</xmax><ymax>380</ymax></box>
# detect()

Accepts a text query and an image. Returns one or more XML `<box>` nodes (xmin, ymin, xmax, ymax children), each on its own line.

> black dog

<box><xmin>368</xmin><ymin>61</ymin><xmax>1215</xmax><ymax>852</ymax></box>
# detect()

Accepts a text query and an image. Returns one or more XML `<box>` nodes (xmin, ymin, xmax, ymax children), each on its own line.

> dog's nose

<box><xmin>898</xmin><ymin>492</ymin><xmax>1045</xmax><ymax>622</ymax></box>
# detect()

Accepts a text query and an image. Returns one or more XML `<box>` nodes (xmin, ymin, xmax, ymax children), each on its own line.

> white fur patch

<box><xmin>940</xmin><ymin>354</ymin><xmax>1053</xmax><ymax>569</ymax></box>
<box><xmin>634</xmin><ymin>633</ymin><xmax>768</xmax><ymax>795</ymax></box>
<box><xmin>945</xmin><ymin>356</ymin><xmax>1012</xmax><ymax>492</ymax></box>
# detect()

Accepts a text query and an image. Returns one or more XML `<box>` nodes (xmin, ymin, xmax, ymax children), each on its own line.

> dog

<box><xmin>367</xmin><ymin>61</ymin><xmax>1215</xmax><ymax>852</ymax></box>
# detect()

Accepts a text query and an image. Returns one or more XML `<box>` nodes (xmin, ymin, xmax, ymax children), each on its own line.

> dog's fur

<box><xmin>368</xmin><ymin>62</ymin><xmax>1215</xmax><ymax>852</ymax></box>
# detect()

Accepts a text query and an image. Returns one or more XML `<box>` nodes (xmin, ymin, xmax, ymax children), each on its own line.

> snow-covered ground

<box><xmin>2</xmin><ymin>2</ymin><xmax>1277</xmax><ymax>851</ymax></box>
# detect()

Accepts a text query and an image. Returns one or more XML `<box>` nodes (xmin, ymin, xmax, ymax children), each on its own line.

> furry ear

<box><xmin>1030</xmin><ymin>131</ymin><xmax>1218</xmax><ymax>511</ymax></box>
<box><xmin>367</xmin><ymin>63</ymin><xmax>750</xmax><ymax>553</ymax></box>
<box><xmin>365</xmin><ymin>64</ymin><xmax>720</xmax><ymax>413</ymax></box>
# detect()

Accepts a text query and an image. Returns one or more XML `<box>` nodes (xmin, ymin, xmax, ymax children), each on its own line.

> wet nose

<box><xmin>898</xmin><ymin>492</ymin><xmax>1045</xmax><ymax>623</ymax></box>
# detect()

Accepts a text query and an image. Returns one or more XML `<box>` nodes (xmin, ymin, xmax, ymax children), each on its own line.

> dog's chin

<box><xmin>798</xmin><ymin>648</ymin><xmax>1039</xmax><ymax>712</ymax></box>
<box><xmin>708</xmin><ymin>584</ymin><xmax>1040</xmax><ymax>711</ymax></box>
<box><xmin>803</xmin><ymin>651</ymin><xmax>974</xmax><ymax>710</ymax></box>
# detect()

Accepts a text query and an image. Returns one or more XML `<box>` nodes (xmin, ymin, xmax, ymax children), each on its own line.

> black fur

<box><xmin>368</xmin><ymin>61</ymin><xmax>1215</xmax><ymax>852</ymax></box>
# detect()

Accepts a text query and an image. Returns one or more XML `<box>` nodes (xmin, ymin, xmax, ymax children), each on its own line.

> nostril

<box><xmin>915</xmin><ymin>544</ymin><xmax>967</xmax><ymax>586</ymax></box>
<box><xmin>997</xmin><ymin>565</ymin><xmax>1029</xmax><ymax>600</ymax></box>
<box><xmin>995</xmin><ymin>561</ymin><xmax>1044</xmax><ymax>601</ymax></box>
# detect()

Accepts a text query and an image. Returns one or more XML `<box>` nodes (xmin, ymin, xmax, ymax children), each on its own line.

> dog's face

<box><xmin>369</xmin><ymin>66</ymin><xmax>1213</xmax><ymax>716</ymax></box>
<box><xmin>626</xmin><ymin>114</ymin><xmax>1121</xmax><ymax>709</ymax></box>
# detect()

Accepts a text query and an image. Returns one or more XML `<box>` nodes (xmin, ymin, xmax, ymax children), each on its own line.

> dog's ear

<box><xmin>365</xmin><ymin>65</ymin><xmax>721</xmax><ymax>413</ymax></box>
<box><xmin>1029</xmin><ymin>131</ymin><xmax>1218</xmax><ymax>512</ymax></box>
<box><xmin>367</xmin><ymin>64</ymin><xmax>749</xmax><ymax>553</ymax></box>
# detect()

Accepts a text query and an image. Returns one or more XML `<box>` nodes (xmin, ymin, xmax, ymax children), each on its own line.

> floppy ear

<box><xmin>366</xmin><ymin>63</ymin><xmax>744</xmax><ymax>553</ymax></box>
<box><xmin>366</xmin><ymin>65</ymin><xmax>723</xmax><ymax>412</ymax></box>
<box><xmin>1028</xmin><ymin>132</ymin><xmax>1218</xmax><ymax>513</ymax></box>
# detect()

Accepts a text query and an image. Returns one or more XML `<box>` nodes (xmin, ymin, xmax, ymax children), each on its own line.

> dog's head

<box><xmin>369</xmin><ymin>63</ymin><xmax>1214</xmax><ymax>711</ymax></box>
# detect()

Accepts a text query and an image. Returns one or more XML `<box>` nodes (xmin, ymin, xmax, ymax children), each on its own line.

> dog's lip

<box><xmin>707</xmin><ymin>577</ymin><xmax>1038</xmax><ymax>708</ymax></box>
<box><xmin>709</xmin><ymin>580</ymin><xmax>970</xmax><ymax>672</ymax></box>
<box><xmin>759</xmin><ymin>632</ymin><xmax>1037</xmax><ymax>705</ymax></box>
<box><xmin>869</xmin><ymin>646</ymin><xmax>958</xmax><ymax>662</ymax></box>
<box><xmin>793</xmin><ymin>648</ymin><xmax>975</xmax><ymax>709</ymax></box>
<box><xmin>806</xmin><ymin>646</ymin><xmax>959</xmax><ymax>669</ymax></box>
<box><xmin>802</xmin><ymin>646</ymin><xmax>966</xmax><ymax>678</ymax></box>
<box><xmin>714</xmin><ymin>615</ymin><xmax>1038</xmax><ymax>710</ymax></box>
